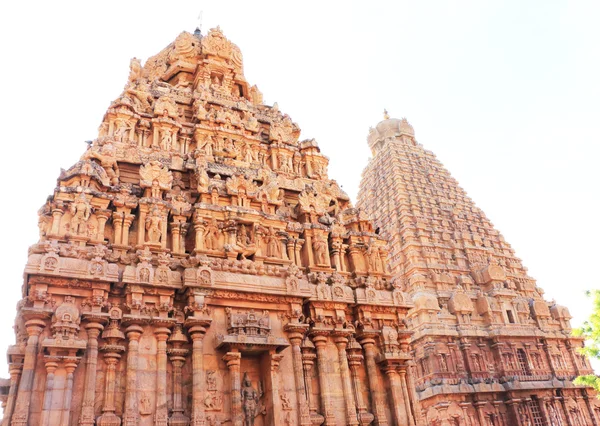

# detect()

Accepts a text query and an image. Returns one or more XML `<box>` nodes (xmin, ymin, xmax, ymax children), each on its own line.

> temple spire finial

<box><xmin>383</xmin><ymin>109</ymin><xmax>390</xmax><ymax>120</ymax></box>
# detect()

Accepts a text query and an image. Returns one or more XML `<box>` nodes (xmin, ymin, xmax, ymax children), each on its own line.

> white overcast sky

<box><xmin>0</xmin><ymin>1</ymin><xmax>599</xmax><ymax>374</ymax></box>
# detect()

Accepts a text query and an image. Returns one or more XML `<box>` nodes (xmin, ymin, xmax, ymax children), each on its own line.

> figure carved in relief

<box><xmin>245</xmin><ymin>112</ymin><xmax>259</xmax><ymax>132</ymax></box>
<box><xmin>70</xmin><ymin>194</ymin><xmax>92</xmax><ymax>235</ymax></box>
<box><xmin>194</xmin><ymin>99</ymin><xmax>209</xmax><ymax>121</ymax></box>
<box><xmin>241</xmin><ymin>373</ymin><xmax>260</xmax><ymax>426</ymax></box>
<box><xmin>205</xmin><ymin>219</ymin><xmax>220</xmax><ymax>250</ymax></box>
<box><xmin>161</xmin><ymin>129</ymin><xmax>173</xmax><ymax>151</ymax></box>
<box><xmin>206</xmin><ymin>370</ymin><xmax>217</xmax><ymax>391</ymax></box>
<box><xmin>145</xmin><ymin>208</ymin><xmax>163</xmax><ymax>244</ymax></box>
<box><xmin>139</xmin><ymin>393</ymin><xmax>152</xmax><ymax>415</ymax></box>
<box><xmin>265</xmin><ymin>228</ymin><xmax>281</xmax><ymax>258</ymax></box>
<box><xmin>313</xmin><ymin>235</ymin><xmax>328</xmax><ymax>265</ymax></box>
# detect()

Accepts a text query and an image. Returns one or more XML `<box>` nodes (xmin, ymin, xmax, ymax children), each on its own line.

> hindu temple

<box><xmin>0</xmin><ymin>27</ymin><xmax>596</xmax><ymax>426</ymax></box>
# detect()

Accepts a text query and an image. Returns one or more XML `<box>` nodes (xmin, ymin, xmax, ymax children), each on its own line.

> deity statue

<box><xmin>313</xmin><ymin>235</ymin><xmax>328</xmax><ymax>265</ymax></box>
<box><xmin>70</xmin><ymin>193</ymin><xmax>92</xmax><ymax>235</ymax></box>
<box><xmin>241</xmin><ymin>373</ymin><xmax>260</xmax><ymax>426</ymax></box>
<box><xmin>205</xmin><ymin>219</ymin><xmax>220</xmax><ymax>250</ymax></box>
<box><xmin>161</xmin><ymin>129</ymin><xmax>173</xmax><ymax>151</ymax></box>
<box><xmin>145</xmin><ymin>207</ymin><xmax>163</xmax><ymax>244</ymax></box>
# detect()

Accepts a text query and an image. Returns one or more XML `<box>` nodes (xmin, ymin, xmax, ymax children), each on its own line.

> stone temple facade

<box><xmin>357</xmin><ymin>114</ymin><xmax>599</xmax><ymax>425</ymax></box>
<box><xmin>1</xmin><ymin>28</ymin><xmax>418</xmax><ymax>426</ymax></box>
<box><xmin>0</xmin><ymin>27</ymin><xmax>596</xmax><ymax>426</ymax></box>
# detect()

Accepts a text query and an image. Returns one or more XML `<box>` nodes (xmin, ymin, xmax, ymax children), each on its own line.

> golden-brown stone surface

<box><xmin>0</xmin><ymin>27</ymin><xmax>595</xmax><ymax>426</ymax></box>
<box><xmin>357</xmin><ymin>114</ymin><xmax>599</xmax><ymax>425</ymax></box>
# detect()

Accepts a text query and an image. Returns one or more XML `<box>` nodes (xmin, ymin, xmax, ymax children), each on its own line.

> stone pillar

<box><xmin>137</xmin><ymin>210</ymin><xmax>147</xmax><ymax>246</ymax></box>
<box><xmin>123</xmin><ymin>324</ymin><xmax>143</xmax><ymax>426</ymax></box>
<box><xmin>346</xmin><ymin>341</ymin><xmax>374</xmax><ymax>426</ymax></box>
<box><xmin>333</xmin><ymin>335</ymin><xmax>359</xmax><ymax>426</ymax></box>
<box><xmin>79</xmin><ymin>320</ymin><xmax>105</xmax><ymax>426</ymax></box>
<box><xmin>112</xmin><ymin>213</ymin><xmax>124</xmax><ymax>245</ymax></box>
<box><xmin>50</xmin><ymin>207</ymin><xmax>64</xmax><ymax>236</ymax></box>
<box><xmin>96</xmin><ymin>352</ymin><xmax>123</xmax><ymax>426</ymax></box>
<box><xmin>95</xmin><ymin>211</ymin><xmax>110</xmax><ymax>242</ymax></box>
<box><xmin>383</xmin><ymin>365</ymin><xmax>408</xmax><ymax>426</ymax></box>
<box><xmin>399</xmin><ymin>368</ymin><xmax>415</xmax><ymax>426</ymax></box>
<box><xmin>405</xmin><ymin>361</ymin><xmax>423</xmax><ymax>426</ymax></box>
<box><xmin>559</xmin><ymin>396</ymin><xmax>574</xmax><ymax>426</ymax></box>
<box><xmin>505</xmin><ymin>399</ymin><xmax>523</xmax><ymax>426</ymax></box>
<box><xmin>538</xmin><ymin>397</ymin><xmax>551</xmax><ymax>425</ymax></box>
<box><xmin>11</xmin><ymin>317</ymin><xmax>46</xmax><ymax>426</ymax></box>
<box><xmin>154</xmin><ymin>325</ymin><xmax>171</xmax><ymax>426</ymax></box>
<box><xmin>263</xmin><ymin>352</ymin><xmax>285</xmax><ymax>426</ymax></box>
<box><xmin>295</xmin><ymin>239</ymin><xmax>304</xmax><ymax>267</ymax></box>
<box><xmin>1</xmin><ymin>363</ymin><xmax>22</xmax><ymax>426</ymax></box>
<box><xmin>61</xmin><ymin>359</ymin><xmax>79</xmax><ymax>426</ymax></box>
<box><xmin>40</xmin><ymin>359</ymin><xmax>59</xmax><ymax>426</ymax></box>
<box><xmin>301</xmin><ymin>338</ymin><xmax>324</xmax><ymax>426</ymax></box>
<box><xmin>223</xmin><ymin>351</ymin><xmax>242</xmax><ymax>426</ymax></box>
<box><xmin>582</xmin><ymin>391</ymin><xmax>600</xmax><ymax>426</ymax></box>
<box><xmin>167</xmin><ymin>325</ymin><xmax>189</xmax><ymax>426</ymax></box>
<box><xmin>170</xmin><ymin>222</ymin><xmax>181</xmax><ymax>254</ymax></box>
<box><xmin>287</xmin><ymin>240</ymin><xmax>295</xmax><ymax>265</ymax></box>
<box><xmin>311</xmin><ymin>334</ymin><xmax>336</xmax><ymax>425</ymax></box>
<box><xmin>122</xmin><ymin>214</ymin><xmax>135</xmax><ymax>247</ymax></box>
<box><xmin>186</xmin><ymin>319</ymin><xmax>210</xmax><ymax>426</ymax></box>
<box><xmin>474</xmin><ymin>401</ymin><xmax>487</xmax><ymax>426</ymax></box>
<box><xmin>359</xmin><ymin>336</ymin><xmax>388</xmax><ymax>426</ymax></box>
<box><xmin>284</xmin><ymin>325</ymin><xmax>311</xmax><ymax>426</ymax></box>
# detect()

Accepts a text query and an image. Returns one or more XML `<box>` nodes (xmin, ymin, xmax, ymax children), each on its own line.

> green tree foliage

<box><xmin>573</xmin><ymin>290</ymin><xmax>600</xmax><ymax>392</ymax></box>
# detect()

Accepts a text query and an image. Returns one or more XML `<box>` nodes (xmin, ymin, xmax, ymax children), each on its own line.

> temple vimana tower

<box><xmin>0</xmin><ymin>27</ymin><xmax>596</xmax><ymax>426</ymax></box>
<box><xmin>356</xmin><ymin>114</ymin><xmax>599</xmax><ymax>425</ymax></box>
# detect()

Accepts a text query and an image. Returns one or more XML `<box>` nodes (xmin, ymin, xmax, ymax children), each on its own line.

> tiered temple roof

<box><xmin>357</xmin><ymin>113</ymin><xmax>598</xmax><ymax>425</ymax></box>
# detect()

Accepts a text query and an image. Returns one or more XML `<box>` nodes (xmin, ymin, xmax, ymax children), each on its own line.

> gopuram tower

<box><xmin>0</xmin><ymin>29</ymin><xmax>424</xmax><ymax>426</ymax></box>
<box><xmin>357</xmin><ymin>114</ymin><xmax>599</xmax><ymax>425</ymax></box>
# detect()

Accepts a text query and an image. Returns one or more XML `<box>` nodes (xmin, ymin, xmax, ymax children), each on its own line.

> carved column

<box><xmin>122</xmin><ymin>214</ymin><xmax>135</xmax><ymax>247</ymax></box>
<box><xmin>50</xmin><ymin>207</ymin><xmax>64</xmax><ymax>236</ymax></box>
<box><xmin>263</xmin><ymin>352</ymin><xmax>285</xmax><ymax>426</ymax></box>
<box><xmin>40</xmin><ymin>359</ymin><xmax>59</xmax><ymax>426</ymax></box>
<box><xmin>358</xmin><ymin>335</ymin><xmax>388</xmax><ymax>426</ymax></box>
<box><xmin>154</xmin><ymin>325</ymin><xmax>172</xmax><ymax>426</ymax></box>
<box><xmin>399</xmin><ymin>367</ymin><xmax>415</xmax><ymax>426</ymax></box>
<box><xmin>170</xmin><ymin>222</ymin><xmax>182</xmax><ymax>255</ymax></box>
<box><xmin>284</xmin><ymin>324</ymin><xmax>312</xmax><ymax>426</ymax></box>
<box><xmin>346</xmin><ymin>338</ymin><xmax>374</xmax><ymax>426</ymax></box>
<box><xmin>97</xmin><ymin>352</ymin><xmax>122</xmax><ymax>426</ymax></box>
<box><xmin>287</xmin><ymin>240</ymin><xmax>296</xmax><ymax>265</ymax></box>
<box><xmin>186</xmin><ymin>318</ymin><xmax>210</xmax><ymax>426</ymax></box>
<box><xmin>79</xmin><ymin>320</ymin><xmax>105</xmax><ymax>426</ymax></box>
<box><xmin>123</xmin><ymin>323</ymin><xmax>143</xmax><ymax>426</ymax></box>
<box><xmin>295</xmin><ymin>239</ymin><xmax>304</xmax><ymax>267</ymax></box>
<box><xmin>97</xmin><ymin>316</ymin><xmax>125</xmax><ymax>426</ymax></box>
<box><xmin>137</xmin><ymin>210</ymin><xmax>147</xmax><ymax>246</ymax></box>
<box><xmin>333</xmin><ymin>334</ymin><xmax>359</xmax><ymax>426</ymax></box>
<box><xmin>505</xmin><ymin>399</ymin><xmax>523</xmax><ymax>426</ymax></box>
<box><xmin>11</xmin><ymin>317</ymin><xmax>46</xmax><ymax>426</ymax></box>
<box><xmin>95</xmin><ymin>210</ymin><xmax>111</xmax><ymax>242</ymax></box>
<box><xmin>582</xmin><ymin>391</ymin><xmax>600</xmax><ymax>426</ymax></box>
<box><xmin>223</xmin><ymin>351</ymin><xmax>242</xmax><ymax>426</ymax></box>
<box><xmin>383</xmin><ymin>364</ymin><xmax>408</xmax><ymax>426</ymax></box>
<box><xmin>301</xmin><ymin>337</ymin><xmax>325</xmax><ymax>426</ymax></box>
<box><xmin>538</xmin><ymin>397</ymin><xmax>551</xmax><ymax>425</ymax></box>
<box><xmin>113</xmin><ymin>213</ymin><xmax>124</xmax><ymax>245</ymax></box>
<box><xmin>61</xmin><ymin>358</ymin><xmax>79</xmax><ymax>426</ymax></box>
<box><xmin>405</xmin><ymin>361</ymin><xmax>422</xmax><ymax>426</ymax></box>
<box><xmin>311</xmin><ymin>333</ymin><xmax>336</xmax><ymax>425</ymax></box>
<box><xmin>168</xmin><ymin>323</ymin><xmax>189</xmax><ymax>426</ymax></box>
<box><xmin>1</xmin><ymin>363</ymin><xmax>22</xmax><ymax>426</ymax></box>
